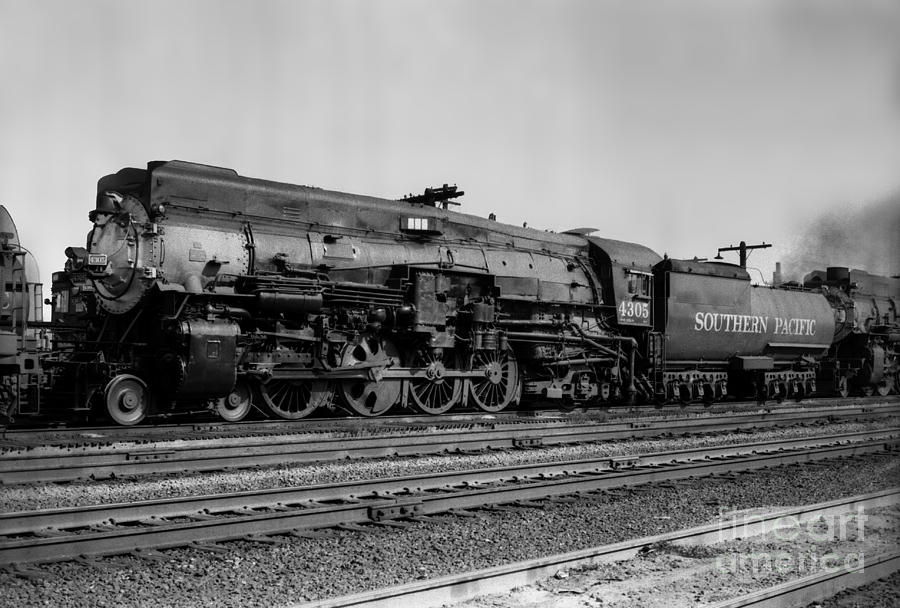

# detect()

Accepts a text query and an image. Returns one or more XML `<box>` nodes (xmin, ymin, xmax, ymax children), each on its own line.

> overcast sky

<box><xmin>1</xmin><ymin>0</ymin><xmax>898</xmax><ymax>295</ymax></box>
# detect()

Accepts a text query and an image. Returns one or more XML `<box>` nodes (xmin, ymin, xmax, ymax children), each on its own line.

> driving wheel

<box><xmin>409</xmin><ymin>348</ymin><xmax>461</xmax><ymax>415</ymax></box>
<box><xmin>338</xmin><ymin>338</ymin><xmax>401</xmax><ymax>416</ymax></box>
<box><xmin>260</xmin><ymin>378</ymin><xmax>332</xmax><ymax>420</ymax></box>
<box><xmin>468</xmin><ymin>348</ymin><xmax>519</xmax><ymax>413</ymax></box>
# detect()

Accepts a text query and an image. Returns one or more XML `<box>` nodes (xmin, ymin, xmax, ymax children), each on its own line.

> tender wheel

<box><xmin>774</xmin><ymin>381</ymin><xmax>786</xmax><ymax>403</ymax></box>
<box><xmin>468</xmin><ymin>348</ymin><xmax>519</xmax><ymax>413</ymax></box>
<box><xmin>409</xmin><ymin>348</ymin><xmax>461</xmax><ymax>415</ymax></box>
<box><xmin>215</xmin><ymin>379</ymin><xmax>253</xmax><ymax>422</ymax></box>
<box><xmin>677</xmin><ymin>382</ymin><xmax>692</xmax><ymax>406</ymax></box>
<box><xmin>714</xmin><ymin>380</ymin><xmax>727</xmax><ymax>401</ymax></box>
<box><xmin>701</xmin><ymin>382</ymin><xmax>715</xmax><ymax>406</ymax></box>
<box><xmin>339</xmin><ymin>338</ymin><xmax>401</xmax><ymax>416</ymax></box>
<box><xmin>792</xmin><ymin>380</ymin><xmax>805</xmax><ymax>402</ymax></box>
<box><xmin>260</xmin><ymin>379</ymin><xmax>332</xmax><ymax>420</ymax></box>
<box><xmin>105</xmin><ymin>374</ymin><xmax>149</xmax><ymax>426</ymax></box>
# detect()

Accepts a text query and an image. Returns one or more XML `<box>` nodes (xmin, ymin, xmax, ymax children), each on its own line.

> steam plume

<box><xmin>781</xmin><ymin>193</ymin><xmax>900</xmax><ymax>281</ymax></box>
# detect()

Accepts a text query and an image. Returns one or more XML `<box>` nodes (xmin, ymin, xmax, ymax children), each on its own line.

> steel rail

<box><xmin>2</xmin><ymin>406</ymin><xmax>897</xmax><ymax>484</ymax></box>
<box><xmin>707</xmin><ymin>552</ymin><xmax>900</xmax><ymax>607</ymax></box>
<box><xmin>1</xmin><ymin>433</ymin><xmax>897</xmax><ymax>567</ymax></box>
<box><xmin>296</xmin><ymin>489</ymin><xmax>900</xmax><ymax>608</ymax></box>
<box><xmin>4</xmin><ymin>395</ymin><xmax>896</xmax><ymax>444</ymax></box>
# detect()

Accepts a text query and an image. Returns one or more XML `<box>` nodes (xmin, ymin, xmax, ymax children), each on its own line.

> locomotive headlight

<box><xmin>64</xmin><ymin>246</ymin><xmax>87</xmax><ymax>271</ymax></box>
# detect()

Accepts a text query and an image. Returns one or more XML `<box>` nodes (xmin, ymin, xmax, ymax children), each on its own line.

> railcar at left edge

<box><xmin>1</xmin><ymin>160</ymin><xmax>897</xmax><ymax>425</ymax></box>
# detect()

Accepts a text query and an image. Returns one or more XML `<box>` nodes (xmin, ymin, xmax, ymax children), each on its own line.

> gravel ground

<box><xmin>1</xmin><ymin>453</ymin><xmax>897</xmax><ymax>607</ymax></box>
<box><xmin>2</xmin><ymin>419</ymin><xmax>895</xmax><ymax>512</ymax></box>
<box><xmin>810</xmin><ymin>570</ymin><xmax>900</xmax><ymax>608</ymax></box>
<box><xmin>454</xmin><ymin>506</ymin><xmax>899</xmax><ymax>607</ymax></box>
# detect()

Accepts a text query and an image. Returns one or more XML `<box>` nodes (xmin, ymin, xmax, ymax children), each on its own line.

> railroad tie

<box><xmin>545</xmin><ymin>496</ymin><xmax>578</xmax><ymax>503</ymax></box>
<box><xmin>33</xmin><ymin>527</ymin><xmax>68</xmax><ymax>537</ymax></box>
<box><xmin>371</xmin><ymin>520</ymin><xmax>414</xmax><ymax>528</ymax></box>
<box><xmin>188</xmin><ymin>542</ymin><xmax>228</xmax><ymax>554</ymax></box>
<box><xmin>513</xmin><ymin>500</ymin><xmax>546</xmax><ymax>509</ymax></box>
<box><xmin>6</xmin><ymin>564</ymin><xmax>53</xmax><ymax>582</ymax></box>
<box><xmin>188</xmin><ymin>512</ymin><xmax>220</xmax><ymax>521</ymax></box>
<box><xmin>73</xmin><ymin>556</ymin><xmax>109</xmax><ymax>570</ymax></box>
<box><xmin>403</xmin><ymin>515</ymin><xmax>438</xmax><ymax>523</ymax></box>
<box><xmin>130</xmin><ymin>549</ymin><xmax>172</xmax><ymax>561</ymax></box>
<box><xmin>138</xmin><ymin>518</ymin><xmax>169</xmax><ymax>526</ymax></box>
<box><xmin>334</xmin><ymin>523</ymin><xmax>375</xmax><ymax>534</ymax></box>
<box><xmin>242</xmin><ymin>534</ymin><xmax>286</xmax><ymax>545</ymax></box>
<box><xmin>289</xmin><ymin>528</ymin><xmax>332</xmax><ymax>539</ymax></box>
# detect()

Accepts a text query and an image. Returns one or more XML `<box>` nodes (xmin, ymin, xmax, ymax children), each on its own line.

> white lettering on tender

<box><xmin>692</xmin><ymin>312</ymin><xmax>816</xmax><ymax>336</ymax></box>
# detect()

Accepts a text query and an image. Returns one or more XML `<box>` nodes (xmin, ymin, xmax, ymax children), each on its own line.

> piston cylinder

<box><xmin>257</xmin><ymin>291</ymin><xmax>323</xmax><ymax>314</ymax></box>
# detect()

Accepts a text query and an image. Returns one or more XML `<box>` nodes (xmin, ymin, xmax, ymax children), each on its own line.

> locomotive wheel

<box><xmin>105</xmin><ymin>374</ymin><xmax>149</xmax><ymax>426</ymax></box>
<box><xmin>215</xmin><ymin>379</ymin><xmax>253</xmax><ymax>422</ymax></box>
<box><xmin>468</xmin><ymin>348</ymin><xmax>519</xmax><ymax>413</ymax></box>
<box><xmin>260</xmin><ymin>379</ymin><xmax>332</xmax><ymax>420</ymax></box>
<box><xmin>339</xmin><ymin>338</ymin><xmax>402</xmax><ymax>417</ymax></box>
<box><xmin>876</xmin><ymin>377</ymin><xmax>894</xmax><ymax>397</ymax></box>
<box><xmin>408</xmin><ymin>348</ymin><xmax>461</xmax><ymax>415</ymax></box>
<box><xmin>836</xmin><ymin>376</ymin><xmax>849</xmax><ymax>398</ymax></box>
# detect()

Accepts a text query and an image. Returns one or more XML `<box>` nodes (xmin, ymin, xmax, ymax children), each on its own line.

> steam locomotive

<box><xmin>2</xmin><ymin>160</ymin><xmax>897</xmax><ymax>424</ymax></box>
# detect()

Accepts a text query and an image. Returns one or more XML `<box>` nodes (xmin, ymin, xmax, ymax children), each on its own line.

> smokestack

<box><xmin>773</xmin><ymin>262</ymin><xmax>783</xmax><ymax>286</ymax></box>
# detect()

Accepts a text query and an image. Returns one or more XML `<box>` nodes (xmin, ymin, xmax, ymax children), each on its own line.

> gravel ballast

<box><xmin>2</xmin><ymin>419</ymin><xmax>895</xmax><ymax>512</ymax></box>
<box><xmin>1</xmin><ymin>452</ymin><xmax>897</xmax><ymax>607</ymax></box>
<box><xmin>813</xmin><ymin>570</ymin><xmax>900</xmax><ymax>608</ymax></box>
<box><xmin>453</xmin><ymin>506</ymin><xmax>900</xmax><ymax>608</ymax></box>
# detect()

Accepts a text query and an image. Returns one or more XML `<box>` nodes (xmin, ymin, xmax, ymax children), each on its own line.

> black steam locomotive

<box><xmin>2</xmin><ymin>161</ymin><xmax>897</xmax><ymax>424</ymax></box>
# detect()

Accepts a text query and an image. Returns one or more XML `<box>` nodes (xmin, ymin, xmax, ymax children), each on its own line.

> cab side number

<box><xmin>618</xmin><ymin>300</ymin><xmax>650</xmax><ymax>322</ymax></box>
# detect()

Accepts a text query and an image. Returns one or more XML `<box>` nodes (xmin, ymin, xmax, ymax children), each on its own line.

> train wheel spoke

<box><xmin>468</xmin><ymin>349</ymin><xmax>519</xmax><ymax>413</ymax></box>
<box><xmin>409</xmin><ymin>348</ymin><xmax>461</xmax><ymax>415</ymax></box>
<box><xmin>260</xmin><ymin>379</ymin><xmax>330</xmax><ymax>420</ymax></box>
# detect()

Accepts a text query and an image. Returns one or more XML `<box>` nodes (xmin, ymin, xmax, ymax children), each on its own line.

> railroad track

<box><xmin>300</xmin><ymin>489</ymin><xmax>900</xmax><ymax>608</ymax></box>
<box><xmin>1</xmin><ymin>404</ymin><xmax>898</xmax><ymax>484</ymax></box>
<box><xmin>2</xmin><ymin>430</ymin><xmax>897</xmax><ymax>570</ymax></box>
<box><xmin>5</xmin><ymin>395</ymin><xmax>895</xmax><ymax>446</ymax></box>
<box><xmin>708</xmin><ymin>553</ymin><xmax>900</xmax><ymax>608</ymax></box>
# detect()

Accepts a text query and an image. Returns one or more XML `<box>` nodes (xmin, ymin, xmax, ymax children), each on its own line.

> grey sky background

<box><xmin>1</xmin><ymin>0</ymin><xmax>898</xmax><ymax>296</ymax></box>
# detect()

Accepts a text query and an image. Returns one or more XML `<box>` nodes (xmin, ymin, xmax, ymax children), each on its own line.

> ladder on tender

<box><xmin>647</xmin><ymin>331</ymin><xmax>666</xmax><ymax>398</ymax></box>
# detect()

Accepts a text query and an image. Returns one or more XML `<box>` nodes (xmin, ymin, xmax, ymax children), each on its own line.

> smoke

<box><xmin>781</xmin><ymin>193</ymin><xmax>900</xmax><ymax>281</ymax></box>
